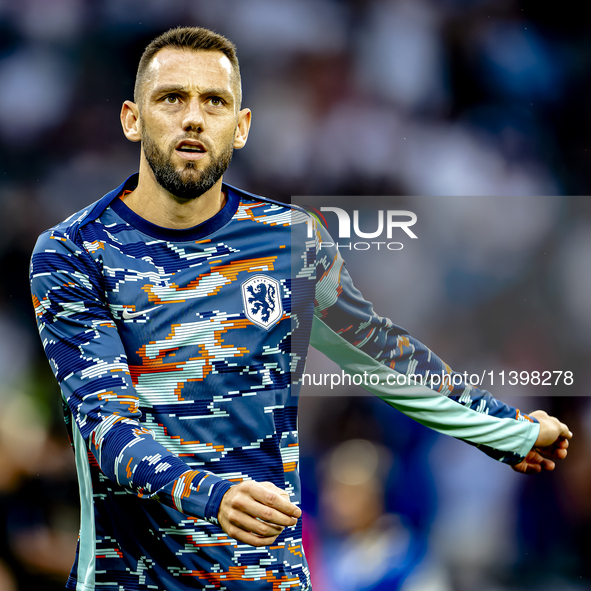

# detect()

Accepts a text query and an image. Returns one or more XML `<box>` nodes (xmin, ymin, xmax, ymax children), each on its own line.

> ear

<box><xmin>120</xmin><ymin>100</ymin><xmax>141</xmax><ymax>142</ymax></box>
<box><xmin>233</xmin><ymin>108</ymin><xmax>252</xmax><ymax>150</ymax></box>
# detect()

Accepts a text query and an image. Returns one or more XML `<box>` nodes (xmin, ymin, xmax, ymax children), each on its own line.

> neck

<box><xmin>122</xmin><ymin>158</ymin><xmax>226</xmax><ymax>229</ymax></box>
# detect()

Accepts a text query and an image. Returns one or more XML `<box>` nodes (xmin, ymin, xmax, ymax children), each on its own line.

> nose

<box><xmin>182</xmin><ymin>98</ymin><xmax>204</xmax><ymax>132</ymax></box>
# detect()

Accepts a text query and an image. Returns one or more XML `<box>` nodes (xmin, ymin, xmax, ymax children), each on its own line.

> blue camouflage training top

<box><xmin>30</xmin><ymin>174</ymin><xmax>539</xmax><ymax>591</ymax></box>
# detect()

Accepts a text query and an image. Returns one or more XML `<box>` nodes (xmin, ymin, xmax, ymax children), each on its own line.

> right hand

<box><xmin>217</xmin><ymin>481</ymin><xmax>301</xmax><ymax>546</ymax></box>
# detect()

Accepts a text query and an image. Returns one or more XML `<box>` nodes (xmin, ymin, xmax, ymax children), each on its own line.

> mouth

<box><xmin>175</xmin><ymin>139</ymin><xmax>207</xmax><ymax>161</ymax></box>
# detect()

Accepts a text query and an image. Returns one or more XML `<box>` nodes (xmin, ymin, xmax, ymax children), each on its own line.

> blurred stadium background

<box><xmin>1</xmin><ymin>1</ymin><xmax>591</xmax><ymax>589</ymax></box>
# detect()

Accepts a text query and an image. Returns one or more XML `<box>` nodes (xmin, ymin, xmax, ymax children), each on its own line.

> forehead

<box><xmin>144</xmin><ymin>48</ymin><xmax>235</xmax><ymax>95</ymax></box>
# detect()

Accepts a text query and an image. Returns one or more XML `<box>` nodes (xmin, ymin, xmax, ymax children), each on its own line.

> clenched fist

<box><xmin>217</xmin><ymin>481</ymin><xmax>302</xmax><ymax>546</ymax></box>
<box><xmin>512</xmin><ymin>410</ymin><xmax>572</xmax><ymax>474</ymax></box>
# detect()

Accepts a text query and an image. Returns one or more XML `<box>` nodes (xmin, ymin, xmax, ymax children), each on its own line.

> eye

<box><xmin>163</xmin><ymin>94</ymin><xmax>180</xmax><ymax>104</ymax></box>
<box><xmin>208</xmin><ymin>96</ymin><xmax>225</xmax><ymax>107</ymax></box>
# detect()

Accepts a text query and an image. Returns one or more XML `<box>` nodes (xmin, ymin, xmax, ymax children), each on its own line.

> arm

<box><xmin>310</xmin><ymin>220</ymin><xmax>570</xmax><ymax>467</ymax></box>
<box><xmin>30</xmin><ymin>229</ymin><xmax>234</xmax><ymax>520</ymax></box>
<box><xmin>31</xmin><ymin>229</ymin><xmax>300</xmax><ymax>537</ymax></box>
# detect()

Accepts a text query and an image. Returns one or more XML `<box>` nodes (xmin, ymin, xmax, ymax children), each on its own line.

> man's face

<box><xmin>136</xmin><ymin>48</ymin><xmax>246</xmax><ymax>200</ymax></box>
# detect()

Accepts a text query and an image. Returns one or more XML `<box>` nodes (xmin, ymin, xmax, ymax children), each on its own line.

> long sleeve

<box><xmin>310</xmin><ymin>220</ymin><xmax>539</xmax><ymax>465</ymax></box>
<box><xmin>30</xmin><ymin>229</ymin><xmax>232</xmax><ymax>521</ymax></box>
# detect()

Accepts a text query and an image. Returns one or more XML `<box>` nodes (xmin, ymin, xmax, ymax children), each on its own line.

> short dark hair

<box><xmin>134</xmin><ymin>26</ymin><xmax>241</xmax><ymax>107</ymax></box>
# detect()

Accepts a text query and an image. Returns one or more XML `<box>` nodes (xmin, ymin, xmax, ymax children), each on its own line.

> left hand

<box><xmin>512</xmin><ymin>410</ymin><xmax>572</xmax><ymax>474</ymax></box>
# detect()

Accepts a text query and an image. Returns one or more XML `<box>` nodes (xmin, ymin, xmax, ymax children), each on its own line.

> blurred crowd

<box><xmin>1</xmin><ymin>0</ymin><xmax>591</xmax><ymax>589</ymax></box>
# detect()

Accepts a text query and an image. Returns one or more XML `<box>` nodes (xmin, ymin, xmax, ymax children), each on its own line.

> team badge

<box><xmin>241</xmin><ymin>275</ymin><xmax>282</xmax><ymax>330</ymax></box>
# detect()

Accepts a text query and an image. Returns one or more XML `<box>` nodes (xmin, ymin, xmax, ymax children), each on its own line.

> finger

<box><xmin>513</xmin><ymin>449</ymin><xmax>546</xmax><ymax>474</ymax></box>
<box><xmin>249</xmin><ymin>483</ymin><xmax>302</xmax><ymax>519</ymax></box>
<box><xmin>234</xmin><ymin>495</ymin><xmax>298</xmax><ymax>528</ymax></box>
<box><xmin>259</xmin><ymin>482</ymin><xmax>288</xmax><ymax>494</ymax></box>
<box><xmin>227</xmin><ymin>512</ymin><xmax>285</xmax><ymax>538</ymax></box>
<box><xmin>512</xmin><ymin>452</ymin><xmax>540</xmax><ymax>474</ymax></box>
<box><xmin>553</xmin><ymin>448</ymin><xmax>567</xmax><ymax>460</ymax></box>
<box><xmin>224</xmin><ymin>524</ymin><xmax>279</xmax><ymax>547</ymax></box>
<box><xmin>540</xmin><ymin>458</ymin><xmax>556</xmax><ymax>471</ymax></box>
<box><xmin>558</xmin><ymin>421</ymin><xmax>573</xmax><ymax>439</ymax></box>
<box><xmin>512</xmin><ymin>460</ymin><xmax>541</xmax><ymax>475</ymax></box>
<box><xmin>259</xmin><ymin>482</ymin><xmax>291</xmax><ymax>503</ymax></box>
<box><xmin>529</xmin><ymin>449</ymin><xmax>555</xmax><ymax>470</ymax></box>
<box><xmin>535</xmin><ymin>445</ymin><xmax>568</xmax><ymax>460</ymax></box>
<box><xmin>525</xmin><ymin>463</ymin><xmax>542</xmax><ymax>474</ymax></box>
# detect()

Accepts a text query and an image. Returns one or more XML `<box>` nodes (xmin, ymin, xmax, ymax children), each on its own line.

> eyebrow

<box><xmin>151</xmin><ymin>85</ymin><xmax>234</xmax><ymax>100</ymax></box>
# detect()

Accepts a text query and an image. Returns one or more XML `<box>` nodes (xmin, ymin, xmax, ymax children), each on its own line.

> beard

<box><xmin>142</xmin><ymin>132</ymin><xmax>234</xmax><ymax>201</ymax></box>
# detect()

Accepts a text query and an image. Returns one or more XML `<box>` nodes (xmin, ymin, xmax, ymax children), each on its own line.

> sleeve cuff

<box><xmin>204</xmin><ymin>480</ymin><xmax>235</xmax><ymax>524</ymax></box>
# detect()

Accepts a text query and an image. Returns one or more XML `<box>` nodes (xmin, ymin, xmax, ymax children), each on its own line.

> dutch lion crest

<box><xmin>241</xmin><ymin>275</ymin><xmax>282</xmax><ymax>330</ymax></box>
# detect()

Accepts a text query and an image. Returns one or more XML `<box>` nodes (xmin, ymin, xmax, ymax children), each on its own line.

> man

<box><xmin>30</xmin><ymin>26</ymin><xmax>571</xmax><ymax>591</ymax></box>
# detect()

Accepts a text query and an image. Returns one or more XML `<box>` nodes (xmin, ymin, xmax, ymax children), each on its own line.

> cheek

<box><xmin>141</xmin><ymin>116</ymin><xmax>178</xmax><ymax>148</ymax></box>
<box><xmin>210</xmin><ymin>116</ymin><xmax>239</xmax><ymax>139</ymax></box>
<box><xmin>221</xmin><ymin>126</ymin><xmax>241</xmax><ymax>150</ymax></box>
